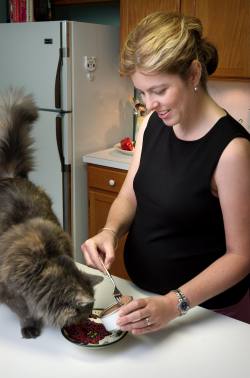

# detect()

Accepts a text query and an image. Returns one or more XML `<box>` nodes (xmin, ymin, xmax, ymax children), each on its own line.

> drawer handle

<box><xmin>108</xmin><ymin>179</ymin><xmax>116</xmax><ymax>187</ymax></box>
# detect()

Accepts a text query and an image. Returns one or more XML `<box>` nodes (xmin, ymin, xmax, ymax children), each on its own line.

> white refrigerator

<box><xmin>0</xmin><ymin>20</ymin><xmax>133</xmax><ymax>262</ymax></box>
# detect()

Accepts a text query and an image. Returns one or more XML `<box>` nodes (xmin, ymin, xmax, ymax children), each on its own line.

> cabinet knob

<box><xmin>108</xmin><ymin>179</ymin><xmax>116</xmax><ymax>187</ymax></box>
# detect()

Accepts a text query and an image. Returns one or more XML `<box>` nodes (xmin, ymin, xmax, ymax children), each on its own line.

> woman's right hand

<box><xmin>81</xmin><ymin>229</ymin><xmax>118</xmax><ymax>272</ymax></box>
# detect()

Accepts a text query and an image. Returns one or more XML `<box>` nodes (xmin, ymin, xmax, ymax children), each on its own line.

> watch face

<box><xmin>180</xmin><ymin>301</ymin><xmax>189</xmax><ymax>312</ymax></box>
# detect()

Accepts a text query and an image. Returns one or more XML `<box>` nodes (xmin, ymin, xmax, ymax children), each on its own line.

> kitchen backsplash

<box><xmin>208</xmin><ymin>80</ymin><xmax>250</xmax><ymax>132</ymax></box>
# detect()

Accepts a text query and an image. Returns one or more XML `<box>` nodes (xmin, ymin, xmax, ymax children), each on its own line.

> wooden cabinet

<box><xmin>87</xmin><ymin>164</ymin><xmax>129</xmax><ymax>279</ymax></box>
<box><xmin>120</xmin><ymin>0</ymin><xmax>250</xmax><ymax>80</ymax></box>
<box><xmin>183</xmin><ymin>0</ymin><xmax>250</xmax><ymax>79</ymax></box>
<box><xmin>120</xmin><ymin>0</ymin><xmax>180</xmax><ymax>52</ymax></box>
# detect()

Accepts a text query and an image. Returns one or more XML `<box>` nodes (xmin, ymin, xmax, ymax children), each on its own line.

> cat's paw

<box><xmin>21</xmin><ymin>325</ymin><xmax>41</xmax><ymax>339</ymax></box>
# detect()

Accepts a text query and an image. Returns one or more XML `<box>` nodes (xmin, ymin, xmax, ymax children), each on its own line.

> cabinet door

<box><xmin>88</xmin><ymin>189</ymin><xmax>129</xmax><ymax>279</ymax></box>
<box><xmin>88</xmin><ymin>164</ymin><xmax>126</xmax><ymax>194</ymax></box>
<box><xmin>182</xmin><ymin>0</ymin><xmax>250</xmax><ymax>79</ymax></box>
<box><xmin>120</xmin><ymin>0</ymin><xmax>180</xmax><ymax>50</ymax></box>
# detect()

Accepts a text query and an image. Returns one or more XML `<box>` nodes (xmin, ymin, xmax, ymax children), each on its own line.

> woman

<box><xmin>82</xmin><ymin>12</ymin><xmax>250</xmax><ymax>333</ymax></box>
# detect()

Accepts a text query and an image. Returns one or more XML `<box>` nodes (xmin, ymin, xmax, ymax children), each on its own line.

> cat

<box><xmin>0</xmin><ymin>88</ymin><xmax>103</xmax><ymax>339</ymax></box>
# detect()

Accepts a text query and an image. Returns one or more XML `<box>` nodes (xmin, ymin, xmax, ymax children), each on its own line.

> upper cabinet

<box><xmin>182</xmin><ymin>0</ymin><xmax>250</xmax><ymax>80</ymax></box>
<box><xmin>120</xmin><ymin>0</ymin><xmax>250</xmax><ymax>80</ymax></box>
<box><xmin>120</xmin><ymin>0</ymin><xmax>180</xmax><ymax>53</ymax></box>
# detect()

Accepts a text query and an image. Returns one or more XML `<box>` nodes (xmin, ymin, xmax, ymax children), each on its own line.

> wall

<box><xmin>0</xmin><ymin>2</ymin><xmax>120</xmax><ymax>24</ymax></box>
<box><xmin>0</xmin><ymin>0</ymin><xmax>7</xmax><ymax>22</ymax></box>
<box><xmin>52</xmin><ymin>3</ymin><xmax>119</xmax><ymax>25</ymax></box>
<box><xmin>208</xmin><ymin>81</ymin><xmax>250</xmax><ymax>132</ymax></box>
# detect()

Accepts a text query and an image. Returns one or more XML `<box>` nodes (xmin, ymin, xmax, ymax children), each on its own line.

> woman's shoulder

<box><xmin>207</xmin><ymin>114</ymin><xmax>249</xmax><ymax>156</ymax></box>
<box><xmin>219</xmin><ymin>113</ymin><xmax>250</xmax><ymax>140</ymax></box>
<box><xmin>214</xmin><ymin>114</ymin><xmax>249</xmax><ymax>163</ymax></box>
<box><xmin>221</xmin><ymin>135</ymin><xmax>249</xmax><ymax>162</ymax></box>
<box><xmin>214</xmin><ymin>131</ymin><xmax>249</xmax><ymax>190</ymax></box>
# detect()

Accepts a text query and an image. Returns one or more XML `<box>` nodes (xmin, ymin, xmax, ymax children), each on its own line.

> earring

<box><xmin>194</xmin><ymin>86</ymin><xmax>198</xmax><ymax>92</ymax></box>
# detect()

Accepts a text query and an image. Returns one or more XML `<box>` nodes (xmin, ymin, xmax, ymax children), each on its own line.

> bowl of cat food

<box><xmin>61</xmin><ymin>295</ymin><xmax>132</xmax><ymax>348</ymax></box>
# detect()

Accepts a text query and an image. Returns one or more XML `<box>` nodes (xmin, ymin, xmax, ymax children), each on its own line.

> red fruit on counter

<box><xmin>120</xmin><ymin>137</ymin><xmax>134</xmax><ymax>151</ymax></box>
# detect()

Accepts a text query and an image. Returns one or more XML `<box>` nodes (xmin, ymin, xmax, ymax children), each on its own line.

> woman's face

<box><xmin>131</xmin><ymin>70</ymin><xmax>194</xmax><ymax>127</ymax></box>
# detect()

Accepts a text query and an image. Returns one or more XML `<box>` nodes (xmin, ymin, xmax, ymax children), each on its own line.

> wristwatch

<box><xmin>172</xmin><ymin>289</ymin><xmax>190</xmax><ymax>316</ymax></box>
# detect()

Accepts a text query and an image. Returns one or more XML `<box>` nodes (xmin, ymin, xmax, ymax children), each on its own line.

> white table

<box><xmin>0</xmin><ymin>264</ymin><xmax>249</xmax><ymax>378</ymax></box>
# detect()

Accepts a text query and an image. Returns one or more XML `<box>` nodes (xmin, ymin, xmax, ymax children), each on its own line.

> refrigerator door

<box><xmin>29</xmin><ymin>110</ymin><xmax>72</xmax><ymax>229</ymax></box>
<box><xmin>29</xmin><ymin>111</ymin><xmax>64</xmax><ymax>225</ymax></box>
<box><xmin>0</xmin><ymin>21</ymin><xmax>70</xmax><ymax>111</ymax></box>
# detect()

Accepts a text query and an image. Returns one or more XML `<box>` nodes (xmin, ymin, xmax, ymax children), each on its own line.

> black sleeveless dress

<box><xmin>124</xmin><ymin>111</ymin><xmax>250</xmax><ymax>309</ymax></box>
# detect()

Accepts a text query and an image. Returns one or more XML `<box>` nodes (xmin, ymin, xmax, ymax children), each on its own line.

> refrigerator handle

<box><xmin>56</xmin><ymin>115</ymin><xmax>72</xmax><ymax>234</ymax></box>
<box><xmin>56</xmin><ymin>114</ymin><xmax>65</xmax><ymax>169</ymax></box>
<box><xmin>55</xmin><ymin>47</ymin><xmax>63</xmax><ymax>109</ymax></box>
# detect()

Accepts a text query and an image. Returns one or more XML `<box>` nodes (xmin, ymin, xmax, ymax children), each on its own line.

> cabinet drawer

<box><xmin>87</xmin><ymin>164</ymin><xmax>127</xmax><ymax>193</ymax></box>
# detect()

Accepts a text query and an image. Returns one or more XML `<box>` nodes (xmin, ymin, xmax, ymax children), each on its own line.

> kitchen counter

<box><xmin>0</xmin><ymin>264</ymin><xmax>249</xmax><ymax>378</ymax></box>
<box><xmin>83</xmin><ymin>147</ymin><xmax>132</xmax><ymax>170</ymax></box>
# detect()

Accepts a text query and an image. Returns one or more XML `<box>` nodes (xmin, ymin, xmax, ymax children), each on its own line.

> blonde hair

<box><xmin>120</xmin><ymin>12</ymin><xmax>218</xmax><ymax>87</ymax></box>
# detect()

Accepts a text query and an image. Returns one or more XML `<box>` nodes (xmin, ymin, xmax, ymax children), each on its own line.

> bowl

<box><xmin>61</xmin><ymin>309</ymin><xmax>128</xmax><ymax>348</ymax></box>
<box><xmin>101</xmin><ymin>295</ymin><xmax>133</xmax><ymax>331</ymax></box>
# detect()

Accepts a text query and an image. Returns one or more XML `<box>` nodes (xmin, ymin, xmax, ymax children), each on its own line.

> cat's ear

<box><xmin>88</xmin><ymin>273</ymin><xmax>103</xmax><ymax>287</ymax></box>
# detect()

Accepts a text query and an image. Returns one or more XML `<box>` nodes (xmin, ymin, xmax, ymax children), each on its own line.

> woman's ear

<box><xmin>189</xmin><ymin>59</ymin><xmax>202</xmax><ymax>87</ymax></box>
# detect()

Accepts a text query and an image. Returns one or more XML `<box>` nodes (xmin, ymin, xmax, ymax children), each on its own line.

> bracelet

<box><xmin>99</xmin><ymin>227</ymin><xmax>119</xmax><ymax>249</ymax></box>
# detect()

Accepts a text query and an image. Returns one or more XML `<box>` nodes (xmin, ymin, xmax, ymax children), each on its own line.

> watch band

<box><xmin>172</xmin><ymin>288</ymin><xmax>190</xmax><ymax>316</ymax></box>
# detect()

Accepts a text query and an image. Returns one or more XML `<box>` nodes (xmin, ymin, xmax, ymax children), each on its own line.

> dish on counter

<box><xmin>113</xmin><ymin>143</ymin><xmax>134</xmax><ymax>156</ymax></box>
<box><xmin>61</xmin><ymin>309</ymin><xmax>127</xmax><ymax>348</ymax></box>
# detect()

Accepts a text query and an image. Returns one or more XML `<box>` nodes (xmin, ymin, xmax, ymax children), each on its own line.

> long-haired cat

<box><xmin>0</xmin><ymin>88</ymin><xmax>102</xmax><ymax>338</ymax></box>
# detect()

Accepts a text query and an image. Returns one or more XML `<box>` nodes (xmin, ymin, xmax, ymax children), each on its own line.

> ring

<box><xmin>145</xmin><ymin>317</ymin><xmax>151</xmax><ymax>327</ymax></box>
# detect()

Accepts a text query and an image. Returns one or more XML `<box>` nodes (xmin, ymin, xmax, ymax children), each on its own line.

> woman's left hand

<box><xmin>116</xmin><ymin>294</ymin><xmax>179</xmax><ymax>335</ymax></box>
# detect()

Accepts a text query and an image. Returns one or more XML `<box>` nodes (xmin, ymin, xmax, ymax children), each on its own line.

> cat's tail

<box><xmin>0</xmin><ymin>87</ymin><xmax>38</xmax><ymax>178</ymax></box>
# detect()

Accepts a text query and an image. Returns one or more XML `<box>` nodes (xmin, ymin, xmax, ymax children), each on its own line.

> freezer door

<box><xmin>29</xmin><ymin>111</ymin><xmax>64</xmax><ymax>225</ymax></box>
<box><xmin>0</xmin><ymin>21</ymin><xmax>70</xmax><ymax>110</ymax></box>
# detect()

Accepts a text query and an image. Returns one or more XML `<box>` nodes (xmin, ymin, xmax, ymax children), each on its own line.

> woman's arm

<box><xmin>179</xmin><ymin>137</ymin><xmax>250</xmax><ymax>306</ymax></box>
<box><xmin>81</xmin><ymin>113</ymin><xmax>151</xmax><ymax>271</ymax></box>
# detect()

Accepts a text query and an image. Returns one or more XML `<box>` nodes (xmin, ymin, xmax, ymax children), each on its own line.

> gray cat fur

<box><xmin>0</xmin><ymin>88</ymin><xmax>102</xmax><ymax>338</ymax></box>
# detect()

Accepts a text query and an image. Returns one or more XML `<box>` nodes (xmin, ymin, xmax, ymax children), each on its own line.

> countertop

<box><xmin>83</xmin><ymin>147</ymin><xmax>132</xmax><ymax>170</ymax></box>
<box><xmin>0</xmin><ymin>264</ymin><xmax>249</xmax><ymax>378</ymax></box>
